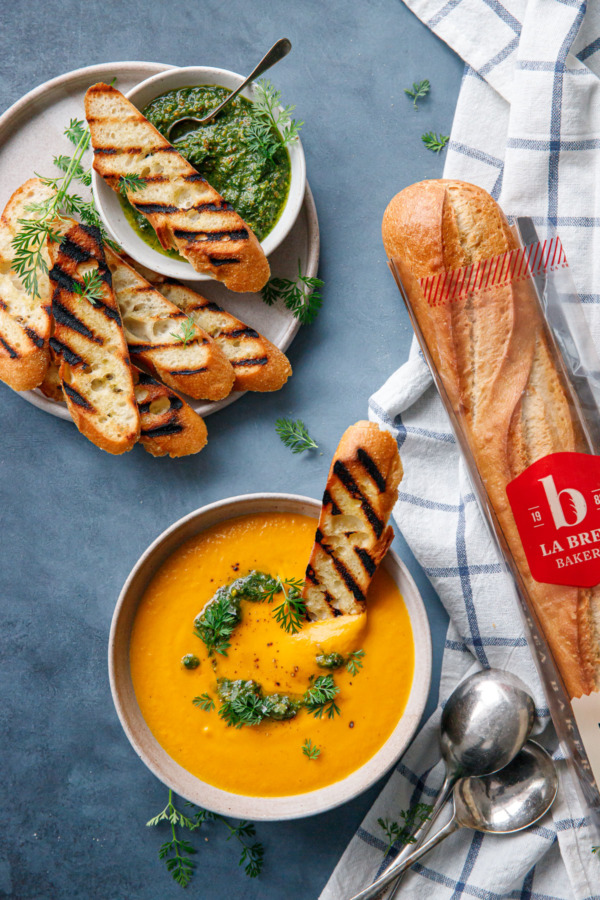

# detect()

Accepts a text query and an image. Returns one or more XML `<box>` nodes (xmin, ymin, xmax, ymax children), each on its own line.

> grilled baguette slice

<box><xmin>49</xmin><ymin>223</ymin><xmax>140</xmax><ymax>454</ymax></box>
<box><xmin>85</xmin><ymin>83</ymin><xmax>270</xmax><ymax>292</ymax></box>
<box><xmin>0</xmin><ymin>178</ymin><xmax>56</xmax><ymax>390</ymax></box>
<box><xmin>133</xmin><ymin>367</ymin><xmax>207</xmax><ymax>458</ymax></box>
<box><xmin>104</xmin><ymin>247</ymin><xmax>235</xmax><ymax>400</ymax></box>
<box><xmin>158</xmin><ymin>281</ymin><xmax>292</xmax><ymax>392</ymax></box>
<box><xmin>303</xmin><ymin>421</ymin><xmax>402</xmax><ymax>620</ymax></box>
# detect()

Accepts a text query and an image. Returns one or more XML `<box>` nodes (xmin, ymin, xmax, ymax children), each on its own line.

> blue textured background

<box><xmin>0</xmin><ymin>2</ymin><xmax>462</xmax><ymax>897</ymax></box>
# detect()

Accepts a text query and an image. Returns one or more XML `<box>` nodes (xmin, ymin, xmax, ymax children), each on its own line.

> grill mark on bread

<box><xmin>133</xmin><ymin>202</ymin><xmax>179</xmax><ymax>214</ymax></box>
<box><xmin>60</xmin><ymin>237</ymin><xmax>93</xmax><ymax>264</ymax></box>
<box><xmin>314</xmin><ymin>528</ymin><xmax>366</xmax><ymax>605</ymax></box>
<box><xmin>226</xmin><ymin>327</ymin><xmax>259</xmax><ymax>339</ymax></box>
<box><xmin>333</xmin><ymin>460</ymin><xmax>384</xmax><ymax>538</ymax></box>
<box><xmin>52</xmin><ymin>298</ymin><xmax>101</xmax><ymax>343</ymax></box>
<box><xmin>63</xmin><ymin>381</ymin><xmax>93</xmax><ymax>409</ymax></box>
<box><xmin>357</xmin><ymin>448</ymin><xmax>387</xmax><ymax>493</ymax></box>
<box><xmin>209</xmin><ymin>256</ymin><xmax>240</xmax><ymax>267</ymax></box>
<box><xmin>0</xmin><ymin>336</ymin><xmax>18</xmax><ymax>358</ymax></box>
<box><xmin>231</xmin><ymin>356</ymin><xmax>268</xmax><ymax>368</ymax></box>
<box><xmin>141</xmin><ymin>422</ymin><xmax>184</xmax><ymax>437</ymax></box>
<box><xmin>355</xmin><ymin>547</ymin><xmax>376</xmax><ymax>576</ymax></box>
<box><xmin>169</xmin><ymin>366</ymin><xmax>209</xmax><ymax>376</ymax></box>
<box><xmin>49</xmin><ymin>337</ymin><xmax>84</xmax><ymax>367</ymax></box>
<box><xmin>305</xmin><ymin>564</ymin><xmax>318</xmax><ymax>585</ymax></box>
<box><xmin>322</xmin><ymin>489</ymin><xmax>341</xmax><ymax>515</ymax></box>
<box><xmin>24</xmin><ymin>326</ymin><xmax>44</xmax><ymax>349</ymax></box>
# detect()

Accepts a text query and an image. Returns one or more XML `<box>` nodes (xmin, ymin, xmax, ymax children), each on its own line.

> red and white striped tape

<box><xmin>418</xmin><ymin>237</ymin><xmax>568</xmax><ymax>306</ymax></box>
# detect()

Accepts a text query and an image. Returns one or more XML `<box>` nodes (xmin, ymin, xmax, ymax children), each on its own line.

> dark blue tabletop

<box><xmin>0</xmin><ymin>2</ymin><xmax>462</xmax><ymax>897</ymax></box>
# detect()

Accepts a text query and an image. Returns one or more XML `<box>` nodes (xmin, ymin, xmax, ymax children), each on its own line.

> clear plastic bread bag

<box><xmin>389</xmin><ymin>218</ymin><xmax>600</xmax><ymax>824</ymax></box>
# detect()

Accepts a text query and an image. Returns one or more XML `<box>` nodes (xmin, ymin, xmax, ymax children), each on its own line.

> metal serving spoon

<box><xmin>166</xmin><ymin>38</ymin><xmax>292</xmax><ymax>141</ymax></box>
<box><xmin>349</xmin><ymin>741</ymin><xmax>558</xmax><ymax>900</ymax></box>
<box><xmin>377</xmin><ymin>669</ymin><xmax>536</xmax><ymax>900</ymax></box>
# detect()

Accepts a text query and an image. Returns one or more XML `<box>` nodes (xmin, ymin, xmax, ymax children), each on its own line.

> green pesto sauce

<box><xmin>120</xmin><ymin>85</ymin><xmax>291</xmax><ymax>257</ymax></box>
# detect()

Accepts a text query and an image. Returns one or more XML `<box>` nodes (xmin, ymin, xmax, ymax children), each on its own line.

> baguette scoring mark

<box><xmin>418</xmin><ymin>237</ymin><xmax>568</xmax><ymax>306</ymax></box>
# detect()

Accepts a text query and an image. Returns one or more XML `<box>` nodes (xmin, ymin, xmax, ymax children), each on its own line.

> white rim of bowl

<box><xmin>91</xmin><ymin>66</ymin><xmax>307</xmax><ymax>281</ymax></box>
<box><xmin>109</xmin><ymin>493</ymin><xmax>432</xmax><ymax>821</ymax></box>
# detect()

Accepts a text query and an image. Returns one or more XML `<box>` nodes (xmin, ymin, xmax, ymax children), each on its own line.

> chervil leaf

<box><xmin>404</xmin><ymin>79</ymin><xmax>430</xmax><ymax>110</ymax></box>
<box><xmin>275</xmin><ymin>417</ymin><xmax>318</xmax><ymax>454</ymax></box>
<box><xmin>421</xmin><ymin>131</ymin><xmax>449</xmax><ymax>154</ymax></box>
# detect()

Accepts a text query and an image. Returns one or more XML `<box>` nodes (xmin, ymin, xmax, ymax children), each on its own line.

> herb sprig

<box><xmin>275</xmin><ymin>417</ymin><xmax>318</xmax><ymax>454</ymax></box>
<box><xmin>302</xmin><ymin>738</ymin><xmax>321</xmax><ymax>760</ymax></box>
<box><xmin>404</xmin><ymin>79</ymin><xmax>430</xmax><ymax>110</ymax></box>
<box><xmin>346</xmin><ymin>649</ymin><xmax>365</xmax><ymax>676</ymax></box>
<box><xmin>272</xmin><ymin>579</ymin><xmax>306</xmax><ymax>634</ymax></box>
<box><xmin>194</xmin><ymin>590</ymin><xmax>240</xmax><ymax>657</ymax></box>
<box><xmin>303</xmin><ymin>674</ymin><xmax>341</xmax><ymax>720</ymax></box>
<box><xmin>192</xmin><ymin>693</ymin><xmax>215</xmax><ymax>712</ymax></box>
<box><xmin>378</xmin><ymin>803</ymin><xmax>433</xmax><ymax>858</ymax></box>
<box><xmin>262</xmin><ymin>260</ymin><xmax>323</xmax><ymax>324</ymax></box>
<box><xmin>118</xmin><ymin>173</ymin><xmax>146</xmax><ymax>195</ymax></box>
<box><xmin>147</xmin><ymin>790</ymin><xmax>265</xmax><ymax>887</ymax></box>
<box><xmin>72</xmin><ymin>269</ymin><xmax>105</xmax><ymax>306</ymax></box>
<box><xmin>246</xmin><ymin>79</ymin><xmax>303</xmax><ymax>163</ymax></box>
<box><xmin>171</xmin><ymin>315</ymin><xmax>196</xmax><ymax>346</ymax></box>
<box><xmin>421</xmin><ymin>131</ymin><xmax>449</xmax><ymax>154</ymax></box>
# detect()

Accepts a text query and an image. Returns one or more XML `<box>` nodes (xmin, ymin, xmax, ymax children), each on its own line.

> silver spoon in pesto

<box><xmin>166</xmin><ymin>38</ymin><xmax>292</xmax><ymax>140</ymax></box>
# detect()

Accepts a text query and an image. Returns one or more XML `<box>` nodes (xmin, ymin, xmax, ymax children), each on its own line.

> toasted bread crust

<box><xmin>85</xmin><ymin>83</ymin><xmax>270</xmax><ymax>292</ymax></box>
<box><xmin>302</xmin><ymin>421</ymin><xmax>402</xmax><ymax>620</ymax></box>
<box><xmin>49</xmin><ymin>223</ymin><xmax>140</xmax><ymax>455</ymax></box>
<box><xmin>104</xmin><ymin>248</ymin><xmax>235</xmax><ymax>400</ymax></box>
<box><xmin>133</xmin><ymin>367</ymin><xmax>207</xmax><ymax>457</ymax></box>
<box><xmin>158</xmin><ymin>281</ymin><xmax>292</xmax><ymax>392</ymax></box>
<box><xmin>0</xmin><ymin>178</ymin><xmax>57</xmax><ymax>390</ymax></box>
<box><xmin>383</xmin><ymin>179</ymin><xmax>599</xmax><ymax>698</ymax></box>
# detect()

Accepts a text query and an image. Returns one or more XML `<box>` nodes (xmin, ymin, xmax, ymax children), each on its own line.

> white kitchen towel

<box><xmin>320</xmin><ymin>1</ymin><xmax>600</xmax><ymax>898</ymax></box>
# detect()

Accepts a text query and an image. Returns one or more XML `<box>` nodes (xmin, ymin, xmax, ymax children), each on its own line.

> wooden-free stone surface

<box><xmin>0</xmin><ymin>2</ymin><xmax>462</xmax><ymax>897</ymax></box>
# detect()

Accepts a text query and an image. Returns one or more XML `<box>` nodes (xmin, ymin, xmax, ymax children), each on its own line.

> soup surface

<box><xmin>130</xmin><ymin>512</ymin><xmax>415</xmax><ymax>797</ymax></box>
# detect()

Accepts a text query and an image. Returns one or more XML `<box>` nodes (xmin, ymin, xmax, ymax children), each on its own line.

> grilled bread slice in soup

<box><xmin>85</xmin><ymin>83</ymin><xmax>270</xmax><ymax>293</ymax></box>
<box><xmin>133</xmin><ymin>366</ymin><xmax>207</xmax><ymax>458</ymax></box>
<box><xmin>104</xmin><ymin>247</ymin><xmax>235</xmax><ymax>400</ymax></box>
<box><xmin>49</xmin><ymin>223</ymin><xmax>140</xmax><ymax>455</ymax></box>
<box><xmin>158</xmin><ymin>281</ymin><xmax>292</xmax><ymax>392</ymax></box>
<box><xmin>0</xmin><ymin>178</ymin><xmax>57</xmax><ymax>390</ymax></box>
<box><xmin>303</xmin><ymin>421</ymin><xmax>402</xmax><ymax>620</ymax></box>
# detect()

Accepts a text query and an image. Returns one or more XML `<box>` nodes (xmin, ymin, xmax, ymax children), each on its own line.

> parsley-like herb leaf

<box><xmin>118</xmin><ymin>173</ymin><xmax>146</xmax><ymax>195</ymax></box>
<box><xmin>275</xmin><ymin>417</ymin><xmax>318</xmax><ymax>454</ymax></box>
<box><xmin>72</xmin><ymin>269</ymin><xmax>104</xmax><ymax>306</ymax></box>
<box><xmin>272</xmin><ymin>581</ymin><xmax>306</xmax><ymax>634</ymax></box>
<box><xmin>170</xmin><ymin>315</ymin><xmax>196</xmax><ymax>346</ymax></box>
<box><xmin>421</xmin><ymin>131</ymin><xmax>449</xmax><ymax>154</ymax></box>
<box><xmin>192</xmin><ymin>693</ymin><xmax>215</xmax><ymax>712</ymax></box>
<box><xmin>302</xmin><ymin>738</ymin><xmax>321</xmax><ymax>760</ymax></box>
<box><xmin>346</xmin><ymin>649</ymin><xmax>365</xmax><ymax>676</ymax></box>
<box><xmin>404</xmin><ymin>79</ymin><xmax>430</xmax><ymax>110</ymax></box>
<box><xmin>246</xmin><ymin>79</ymin><xmax>303</xmax><ymax>163</ymax></box>
<box><xmin>262</xmin><ymin>260</ymin><xmax>323</xmax><ymax>324</ymax></box>
<box><xmin>378</xmin><ymin>803</ymin><xmax>433</xmax><ymax>858</ymax></box>
<box><xmin>303</xmin><ymin>674</ymin><xmax>341</xmax><ymax>720</ymax></box>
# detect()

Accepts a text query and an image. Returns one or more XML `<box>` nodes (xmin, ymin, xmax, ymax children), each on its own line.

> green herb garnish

<box><xmin>217</xmin><ymin>678</ymin><xmax>300</xmax><ymax>728</ymax></box>
<box><xmin>303</xmin><ymin>674</ymin><xmax>341</xmax><ymax>720</ymax></box>
<box><xmin>118</xmin><ymin>173</ymin><xmax>146</xmax><ymax>195</ymax></box>
<box><xmin>182</xmin><ymin>653</ymin><xmax>200</xmax><ymax>670</ymax></box>
<box><xmin>72</xmin><ymin>268</ymin><xmax>105</xmax><ymax>306</ymax></box>
<box><xmin>262</xmin><ymin>260</ymin><xmax>323</xmax><ymax>324</ymax></box>
<box><xmin>275</xmin><ymin>417</ymin><xmax>318</xmax><ymax>454</ymax></box>
<box><xmin>246</xmin><ymin>79</ymin><xmax>303</xmax><ymax>163</ymax></box>
<box><xmin>147</xmin><ymin>790</ymin><xmax>265</xmax><ymax>886</ymax></box>
<box><xmin>52</xmin><ymin>153</ymin><xmax>92</xmax><ymax>187</ymax></box>
<box><xmin>346</xmin><ymin>649</ymin><xmax>365</xmax><ymax>676</ymax></box>
<box><xmin>315</xmin><ymin>652</ymin><xmax>345</xmax><ymax>670</ymax></box>
<box><xmin>378</xmin><ymin>803</ymin><xmax>433</xmax><ymax>858</ymax></box>
<box><xmin>421</xmin><ymin>131</ymin><xmax>449</xmax><ymax>154</ymax></box>
<box><xmin>302</xmin><ymin>738</ymin><xmax>321</xmax><ymax>760</ymax></box>
<box><xmin>170</xmin><ymin>315</ymin><xmax>196</xmax><ymax>346</ymax></box>
<box><xmin>192</xmin><ymin>692</ymin><xmax>214</xmax><ymax>711</ymax></box>
<box><xmin>272</xmin><ymin>580</ymin><xmax>306</xmax><ymax>634</ymax></box>
<box><xmin>404</xmin><ymin>79</ymin><xmax>430</xmax><ymax>110</ymax></box>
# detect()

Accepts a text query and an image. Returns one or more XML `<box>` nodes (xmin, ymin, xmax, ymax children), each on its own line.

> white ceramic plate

<box><xmin>0</xmin><ymin>62</ymin><xmax>319</xmax><ymax>421</ymax></box>
<box><xmin>109</xmin><ymin>494</ymin><xmax>432</xmax><ymax>821</ymax></box>
<box><xmin>91</xmin><ymin>65</ymin><xmax>306</xmax><ymax>281</ymax></box>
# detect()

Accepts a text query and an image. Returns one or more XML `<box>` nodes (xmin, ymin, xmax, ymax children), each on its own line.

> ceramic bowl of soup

<box><xmin>109</xmin><ymin>493</ymin><xmax>432</xmax><ymax>820</ymax></box>
<box><xmin>92</xmin><ymin>66</ymin><xmax>306</xmax><ymax>281</ymax></box>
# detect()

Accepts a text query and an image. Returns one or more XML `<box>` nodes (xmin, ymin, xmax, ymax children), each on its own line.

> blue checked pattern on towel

<box><xmin>320</xmin><ymin>2</ymin><xmax>600</xmax><ymax>898</ymax></box>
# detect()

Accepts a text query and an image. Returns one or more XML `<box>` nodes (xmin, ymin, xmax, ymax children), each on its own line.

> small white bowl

<box><xmin>92</xmin><ymin>67</ymin><xmax>307</xmax><ymax>282</ymax></box>
<box><xmin>109</xmin><ymin>493</ymin><xmax>432</xmax><ymax>821</ymax></box>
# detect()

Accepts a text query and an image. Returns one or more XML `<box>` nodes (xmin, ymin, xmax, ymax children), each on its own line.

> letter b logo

<box><xmin>539</xmin><ymin>474</ymin><xmax>587</xmax><ymax>529</ymax></box>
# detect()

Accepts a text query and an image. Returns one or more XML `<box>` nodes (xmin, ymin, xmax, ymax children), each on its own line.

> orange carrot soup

<box><xmin>129</xmin><ymin>512</ymin><xmax>414</xmax><ymax>797</ymax></box>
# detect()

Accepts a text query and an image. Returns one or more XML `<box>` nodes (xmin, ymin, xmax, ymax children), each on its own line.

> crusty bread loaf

<box><xmin>302</xmin><ymin>421</ymin><xmax>402</xmax><ymax>620</ymax></box>
<box><xmin>85</xmin><ymin>83</ymin><xmax>270</xmax><ymax>292</ymax></box>
<box><xmin>49</xmin><ymin>223</ymin><xmax>140</xmax><ymax>454</ymax></box>
<box><xmin>133</xmin><ymin>366</ymin><xmax>207</xmax><ymax>458</ymax></box>
<box><xmin>0</xmin><ymin>178</ymin><xmax>56</xmax><ymax>390</ymax></box>
<box><xmin>383</xmin><ymin>179</ymin><xmax>600</xmax><ymax>698</ymax></box>
<box><xmin>158</xmin><ymin>281</ymin><xmax>292</xmax><ymax>392</ymax></box>
<box><xmin>104</xmin><ymin>247</ymin><xmax>235</xmax><ymax>400</ymax></box>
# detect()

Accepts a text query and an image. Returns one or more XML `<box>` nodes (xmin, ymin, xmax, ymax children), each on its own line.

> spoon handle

<box><xmin>202</xmin><ymin>38</ymin><xmax>291</xmax><ymax>122</ymax></box>
<box><xmin>375</xmin><ymin>773</ymin><xmax>455</xmax><ymax>900</ymax></box>
<box><xmin>348</xmin><ymin>816</ymin><xmax>461</xmax><ymax>900</ymax></box>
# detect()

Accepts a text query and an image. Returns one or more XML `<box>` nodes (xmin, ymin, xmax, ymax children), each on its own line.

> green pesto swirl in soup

<box><xmin>118</xmin><ymin>85</ymin><xmax>291</xmax><ymax>259</ymax></box>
